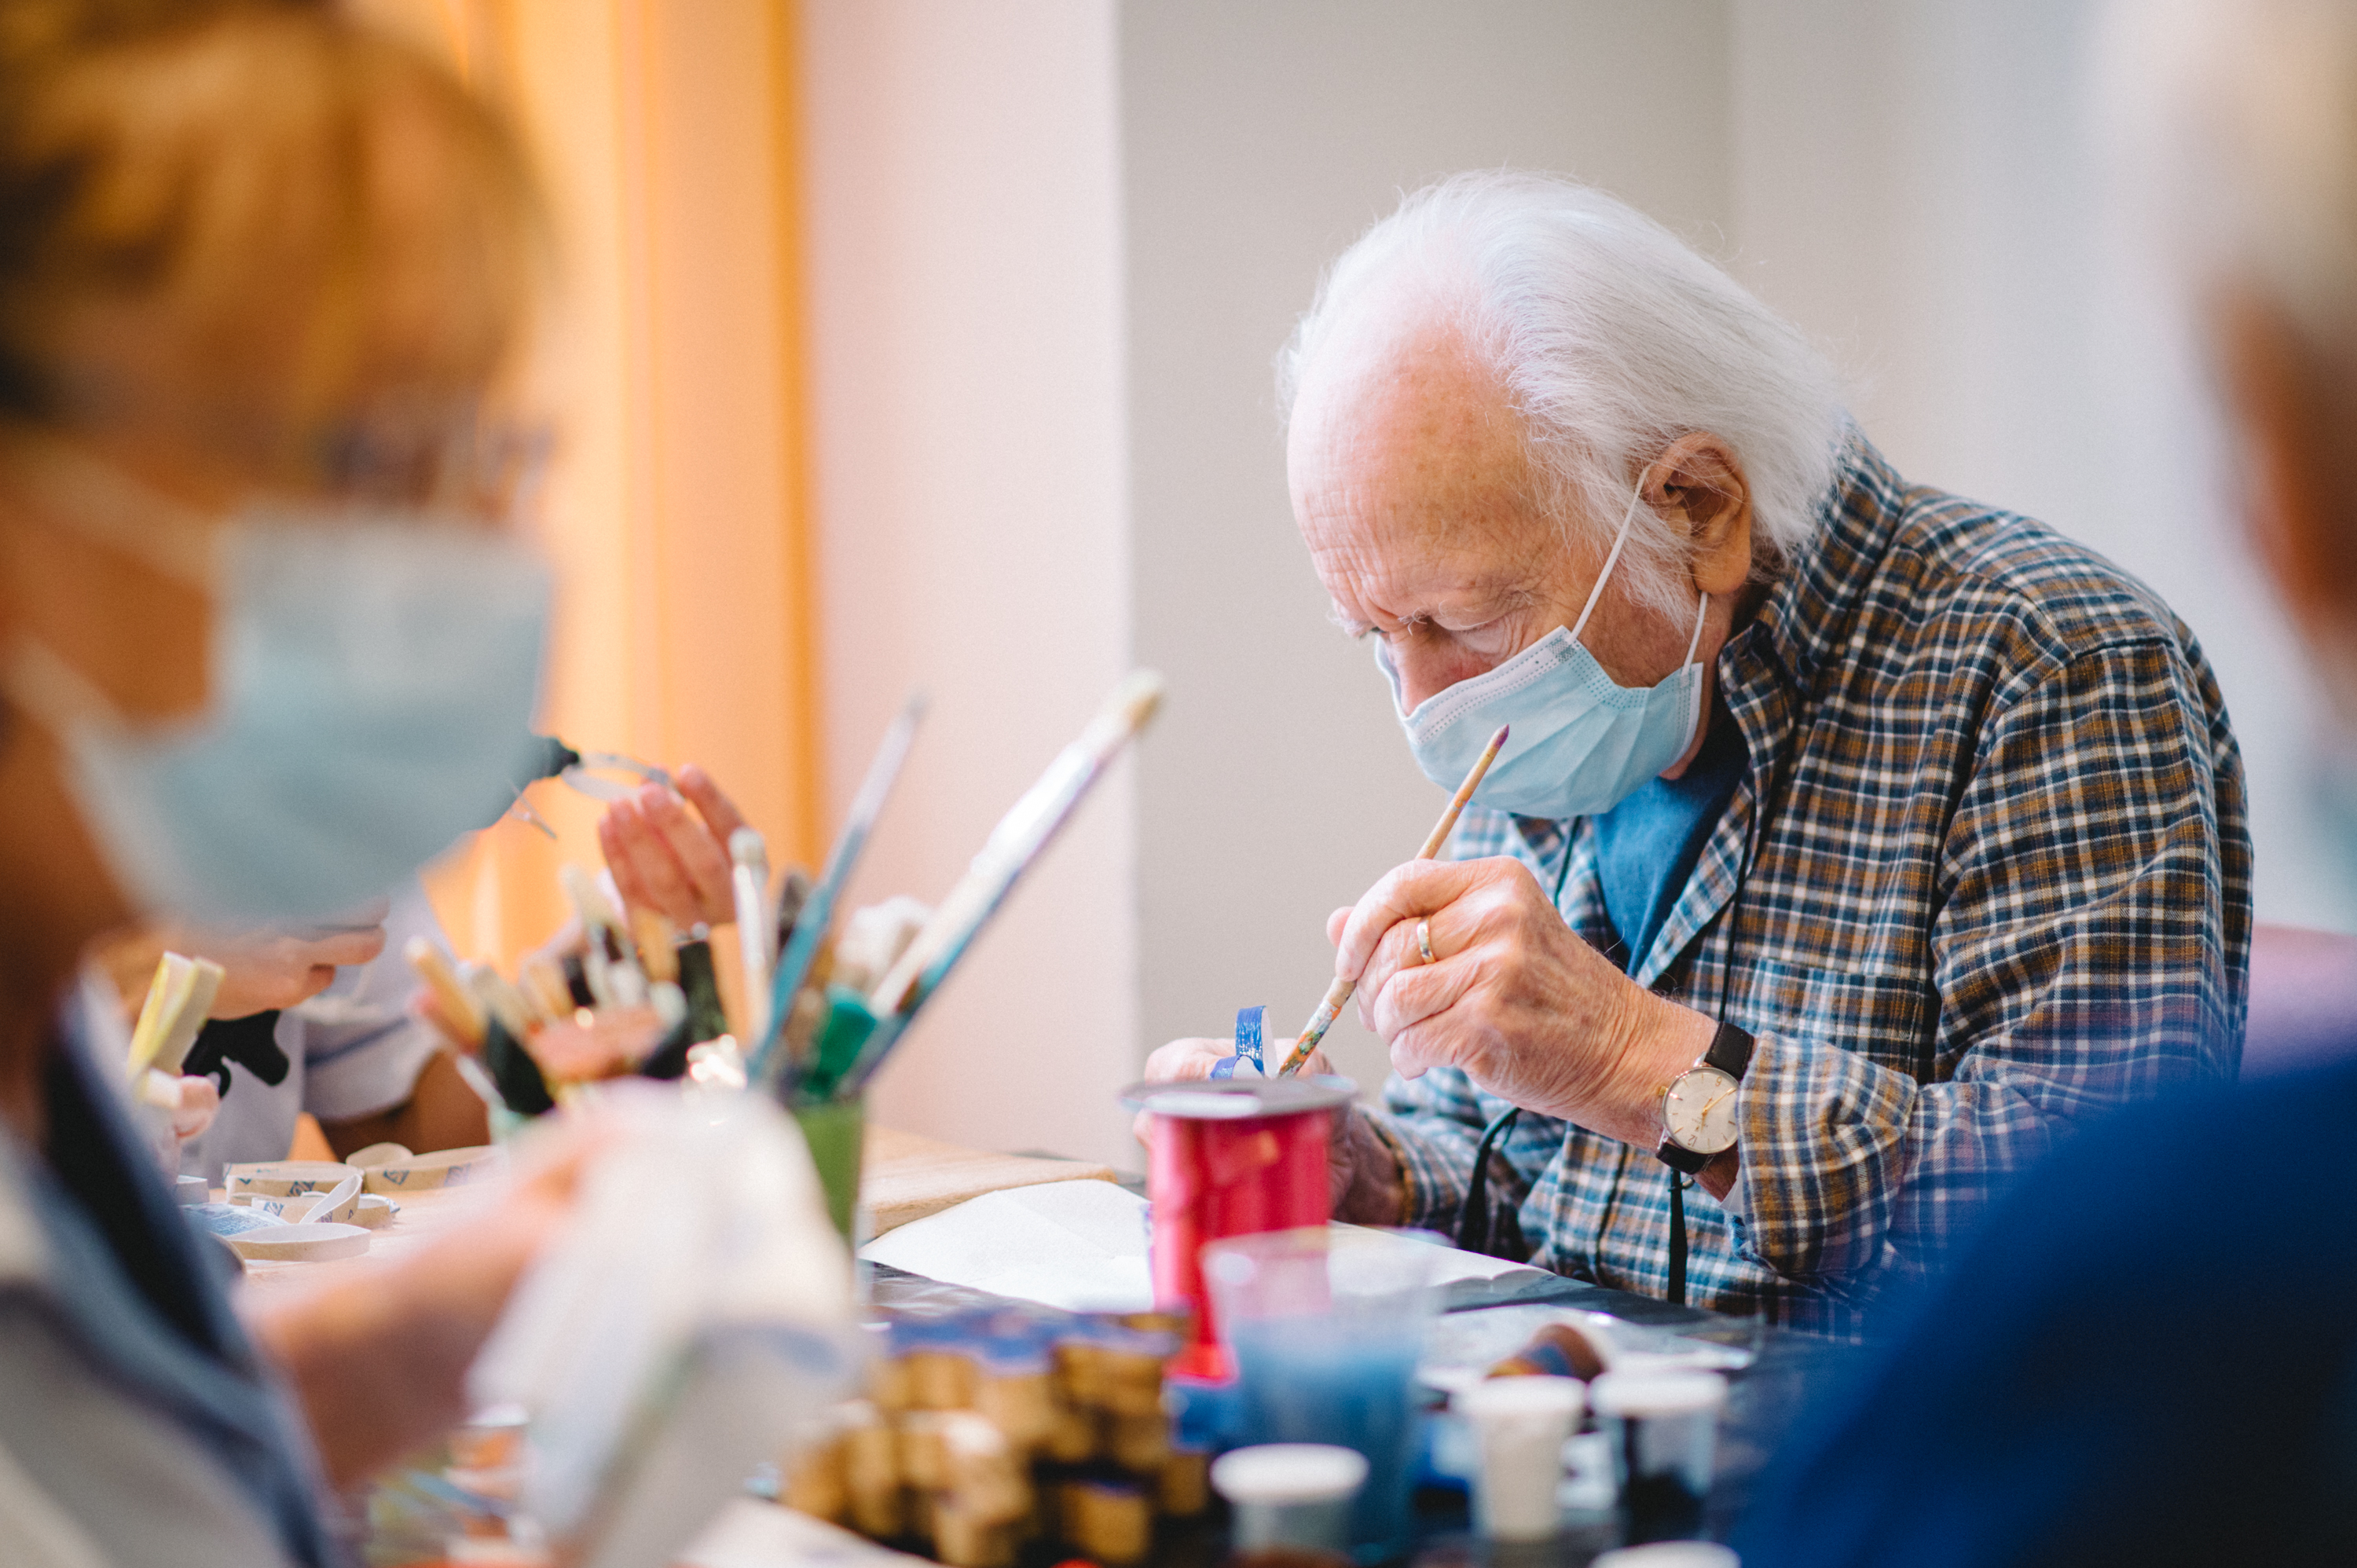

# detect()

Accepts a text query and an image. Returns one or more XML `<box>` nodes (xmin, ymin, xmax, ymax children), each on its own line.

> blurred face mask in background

<box><xmin>1</xmin><ymin>445</ymin><xmax>551</xmax><ymax>925</ymax></box>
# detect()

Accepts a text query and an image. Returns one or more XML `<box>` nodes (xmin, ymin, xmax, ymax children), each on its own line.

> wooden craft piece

<box><xmin>359</xmin><ymin>1143</ymin><xmax>505</xmax><ymax>1192</ymax></box>
<box><xmin>225</xmin><ymin>1160</ymin><xmax>365</xmax><ymax>1224</ymax></box>
<box><xmin>225</xmin><ymin>1222</ymin><xmax>371</xmax><ymax>1262</ymax></box>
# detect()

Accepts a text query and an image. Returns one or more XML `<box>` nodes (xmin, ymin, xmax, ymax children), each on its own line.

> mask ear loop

<box><xmin>1571</xmin><ymin>480</ymin><xmax>1715</xmax><ymax>672</ymax></box>
<box><xmin>1569</xmin><ymin>483</ymin><xmax>1649</xmax><ymax>645</ymax></box>
<box><xmin>1682</xmin><ymin>589</ymin><xmax>1710</xmax><ymax>666</ymax></box>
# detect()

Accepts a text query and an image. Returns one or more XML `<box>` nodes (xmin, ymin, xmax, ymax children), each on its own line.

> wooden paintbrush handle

<box><xmin>1275</xmin><ymin>973</ymin><xmax>1356</xmax><ymax>1075</ymax></box>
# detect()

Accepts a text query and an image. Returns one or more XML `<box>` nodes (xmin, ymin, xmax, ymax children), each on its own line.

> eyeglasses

<box><xmin>308</xmin><ymin>412</ymin><xmax>555</xmax><ymax>522</ymax></box>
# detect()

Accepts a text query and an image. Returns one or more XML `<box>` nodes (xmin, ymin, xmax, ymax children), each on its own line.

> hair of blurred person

<box><xmin>1276</xmin><ymin>170</ymin><xmax>1849</xmax><ymax>623</ymax></box>
<box><xmin>0</xmin><ymin>0</ymin><xmax>541</xmax><ymax>500</ymax></box>
<box><xmin>2107</xmin><ymin>0</ymin><xmax>2357</xmax><ymax>709</ymax></box>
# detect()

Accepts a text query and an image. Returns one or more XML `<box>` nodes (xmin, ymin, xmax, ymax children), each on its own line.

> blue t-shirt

<box><xmin>1590</xmin><ymin>708</ymin><xmax>1747</xmax><ymax>972</ymax></box>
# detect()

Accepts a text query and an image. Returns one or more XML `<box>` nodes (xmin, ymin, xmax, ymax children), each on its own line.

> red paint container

<box><xmin>1120</xmin><ymin>1075</ymin><xmax>1355</xmax><ymax>1379</ymax></box>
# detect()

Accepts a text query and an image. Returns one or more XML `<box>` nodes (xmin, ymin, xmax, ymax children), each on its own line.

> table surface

<box><xmin>231</xmin><ymin>1124</ymin><xmax>1122</xmax><ymax>1290</ymax></box>
<box><xmin>868</xmin><ymin>1259</ymin><xmax>1846</xmax><ymax>1565</ymax></box>
<box><xmin>244</xmin><ymin>1134</ymin><xmax>1845</xmax><ymax>1566</ymax></box>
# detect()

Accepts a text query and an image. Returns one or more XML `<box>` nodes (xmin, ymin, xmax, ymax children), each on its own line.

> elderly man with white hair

<box><xmin>1149</xmin><ymin>171</ymin><xmax>2249</xmax><ymax>1335</ymax></box>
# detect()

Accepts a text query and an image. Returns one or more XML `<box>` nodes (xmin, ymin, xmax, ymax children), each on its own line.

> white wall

<box><xmin>1120</xmin><ymin>0</ymin><xmax>1736</xmax><ymax>1097</ymax></box>
<box><xmin>800</xmin><ymin>0</ymin><xmax>1140</xmax><ymax>1168</ymax></box>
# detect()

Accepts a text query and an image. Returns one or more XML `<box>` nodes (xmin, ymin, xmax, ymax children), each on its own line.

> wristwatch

<box><xmin>1655</xmin><ymin>1020</ymin><xmax>1755</xmax><ymax>1174</ymax></box>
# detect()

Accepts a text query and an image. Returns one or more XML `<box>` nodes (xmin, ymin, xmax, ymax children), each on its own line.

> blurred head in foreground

<box><xmin>0</xmin><ymin>0</ymin><xmax>552</xmax><ymax>965</ymax></box>
<box><xmin>2117</xmin><ymin>0</ymin><xmax>2357</xmax><ymax>711</ymax></box>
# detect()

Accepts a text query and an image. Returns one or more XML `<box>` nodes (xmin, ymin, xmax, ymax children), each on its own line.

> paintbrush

<box><xmin>404</xmin><ymin>937</ymin><xmax>487</xmax><ymax>1049</ymax></box>
<box><xmin>1273</xmin><ymin>722</ymin><xmax>1509</xmax><ymax>1075</ymax></box>
<box><xmin>867</xmin><ymin>671</ymin><xmax>1164</xmax><ymax>1023</ymax></box>
<box><xmin>730</xmin><ymin>828</ymin><xmax>775</xmax><ymax>1045</ymax></box>
<box><xmin>749</xmin><ymin>691</ymin><xmax>926</xmax><ymax>1092</ymax></box>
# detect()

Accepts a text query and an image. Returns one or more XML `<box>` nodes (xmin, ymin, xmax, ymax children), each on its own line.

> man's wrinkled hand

<box><xmin>1330</xmin><ymin>855</ymin><xmax>1711</xmax><ymax>1149</ymax></box>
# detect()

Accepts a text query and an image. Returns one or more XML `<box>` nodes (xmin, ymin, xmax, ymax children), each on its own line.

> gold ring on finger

<box><xmin>1416</xmin><ymin>918</ymin><xmax>1436</xmax><ymax>965</ymax></box>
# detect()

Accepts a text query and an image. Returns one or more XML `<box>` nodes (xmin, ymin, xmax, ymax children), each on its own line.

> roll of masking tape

<box><xmin>352</xmin><ymin>1193</ymin><xmax>401</xmax><ymax>1229</ymax></box>
<box><xmin>225</xmin><ymin>1222</ymin><xmax>372</xmax><ymax>1263</ymax></box>
<box><xmin>225</xmin><ymin>1160</ymin><xmax>357</xmax><ymax>1197</ymax></box>
<box><xmin>360</xmin><ymin>1145</ymin><xmax>505</xmax><ymax>1193</ymax></box>
<box><xmin>225</xmin><ymin>1162</ymin><xmax>364</xmax><ymax>1225</ymax></box>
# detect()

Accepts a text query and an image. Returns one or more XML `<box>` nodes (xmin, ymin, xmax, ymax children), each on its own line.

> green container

<box><xmin>792</xmin><ymin>1096</ymin><xmax>866</xmax><ymax>1244</ymax></box>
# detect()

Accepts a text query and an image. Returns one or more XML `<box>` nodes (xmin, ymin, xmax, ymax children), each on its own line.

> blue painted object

<box><xmin>1210</xmin><ymin>1003</ymin><xmax>1266</xmax><ymax>1080</ymax></box>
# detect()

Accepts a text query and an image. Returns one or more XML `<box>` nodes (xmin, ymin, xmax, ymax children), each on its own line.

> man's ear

<box><xmin>1644</xmin><ymin>433</ymin><xmax>1754</xmax><ymax>596</ymax></box>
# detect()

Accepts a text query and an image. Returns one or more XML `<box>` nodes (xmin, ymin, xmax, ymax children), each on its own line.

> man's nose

<box><xmin>1396</xmin><ymin>650</ymin><xmax>1461</xmax><ymax>712</ymax></box>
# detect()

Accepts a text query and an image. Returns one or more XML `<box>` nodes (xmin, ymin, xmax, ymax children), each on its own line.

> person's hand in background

<box><xmin>167</xmin><ymin>1074</ymin><xmax>219</xmax><ymax>1141</ymax></box>
<box><xmin>596</xmin><ymin>765</ymin><xmax>750</xmax><ymax>931</ymax></box>
<box><xmin>190</xmin><ymin>919</ymin><xmax>390</xmax><ymax>1017</ymax></box>
<box><xmin>90</xmin><ymin>913</ymin><xmax>389</xmax><ymax>1028</ymax></box>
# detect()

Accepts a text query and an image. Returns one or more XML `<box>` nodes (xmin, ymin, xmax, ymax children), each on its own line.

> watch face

<box><xmin>1663</xmin><ymin>1065</ymin><xmax>1741</xmax><ymax>1155</ymax></box>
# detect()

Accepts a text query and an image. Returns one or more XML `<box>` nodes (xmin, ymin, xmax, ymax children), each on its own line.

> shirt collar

<box><xmin>1738</xmin><ymin>427</ymin><xmax>1914</xmax><ymax>698</ymax></box>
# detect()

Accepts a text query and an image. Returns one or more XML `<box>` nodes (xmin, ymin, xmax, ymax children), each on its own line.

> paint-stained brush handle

<box><xmin>1273</xmin><ymin>975</ymin><xmax>1354</xmax><ymax>1075</ymax></box>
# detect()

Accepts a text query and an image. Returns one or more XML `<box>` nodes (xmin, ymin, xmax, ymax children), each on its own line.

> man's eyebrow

<box><xmin>1327</xmin><ymin>606</ymin><xmax>1439</xmax><ymax>638</ymax></box>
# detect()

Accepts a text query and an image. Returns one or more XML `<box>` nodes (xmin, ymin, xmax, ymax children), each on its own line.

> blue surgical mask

<box><xmin>1377</xmin><ymin>482</ymin><xmax>1709</xmax><ymax>820</ymax></box>
<box><xmin>3</xmin><ymin>449</ymin><xmax>552</xmax><ymax>925</ymax></box>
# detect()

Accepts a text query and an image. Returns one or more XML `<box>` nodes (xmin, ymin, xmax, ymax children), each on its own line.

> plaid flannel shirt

<box><xmin>1364</xmin><ymin>436</ymin><xmax>2251</xmax><ymax>1338</ymax></box>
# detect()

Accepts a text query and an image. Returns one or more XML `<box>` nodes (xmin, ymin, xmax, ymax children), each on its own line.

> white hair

<box><xmin>1278</xmin><ymin>171</ymin><xmax>1849</xmax><ymax>622</ymax></box>
<box><xmin>2102</xmin><ymin>0</ymin><xmax>2357</xmax><ymax>360</ymax></box>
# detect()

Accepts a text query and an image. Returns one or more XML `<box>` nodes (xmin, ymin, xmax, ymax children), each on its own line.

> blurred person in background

<box><xmin>92</xmin><ymin>883</ymin><xmax>491</xmax><ymax>1176</ymax></box>
<box><xmin>0</xmin><ymin>2</ymin><xmax>603</xmax><ymax>1563</ymax></box>
<box><xmin>1735</xmin><ymin>1</ymin><xmax>2357</xmax><ymax>1562</ymax></box>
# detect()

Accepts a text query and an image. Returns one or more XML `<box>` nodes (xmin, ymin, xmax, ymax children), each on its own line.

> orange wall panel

<box><xmin>396</xmin><ymin>0</ymin><xmax>818</xmax><ymax>973</ymax></box>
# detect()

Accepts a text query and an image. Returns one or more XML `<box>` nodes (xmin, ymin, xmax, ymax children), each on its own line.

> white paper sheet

<box><xmin>856</xmin><ymin>1179</ymin><xmax>1157</xmax><ymax>1312</ymax></box>
<box><xmin>857</xmin><ymin>1182</ymin><xmax>1558</xmax><ymax>1313</ymax></box>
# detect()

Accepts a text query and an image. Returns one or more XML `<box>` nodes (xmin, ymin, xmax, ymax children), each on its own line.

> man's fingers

<box><xmin>1352</xmin><ymin>901</ymin><xmax>1464</xmax><ymax>1032</ymax></box>
<box><xmin>1368</xmin><ymin>949</ymin><xmax>1474</xmax><ymax>1049</ymax></box>
<box><xmin>1326</xmin><ymin>907</ymin><xmax>1354</xmax><ymax>947</ymax></box>
<box><xmin>1332</xmin><ymin>858</ymin><xmax>1490</xmax><ymax>984</ymax></box>
<box><xmin>676</xmin><ymin>764</ymin><xmax>751</xmax><ymax>848</ymax></box>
